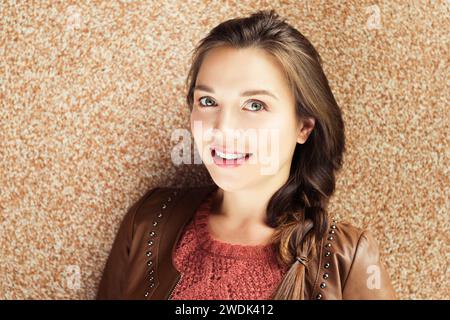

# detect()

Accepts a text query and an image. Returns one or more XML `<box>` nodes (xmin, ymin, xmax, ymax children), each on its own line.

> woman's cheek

<box><xmin>191</xmin><ymin>111</ymin><xmax>214</xmax><ymax>163</ymax></box>
<box><xmin>190</xmin><ymin>109</ymin><xmax>205</xmax><ymax>137</ymax></box>
<box><xmin>259</xmin><ymin>117</ymin><xmax>296</xmax><ymax>174</ymax></box>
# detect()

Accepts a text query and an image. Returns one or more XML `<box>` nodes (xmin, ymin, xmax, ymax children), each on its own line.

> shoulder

<box><xmin>128</xmin><ymin>187</ymin><xmax>181</xmax><ymax>230</ymax></box>
<box><xmin>329</xmin><ymin>219</ymin><xmax>377</xmax><ymax>261</ymax></box>
<box><xmin>318</xmin><ymin>217</ymin><xmax>395</xmax><ymax>299</ymax></box>
<box><xmin>129</xmin><ymin>185</ymin><xmax>217</xmax><ymax>234</ymax></box>
<box><xmin>331</xmin><ymin>218</ymin><xmax>383</xmax><ymax>261</ymax></box>
<box><xmin>327</xmin><ymin>217</ymin><xmax>383</xmax><ymax>276</ymax></box>
<box><xmin>130</xmin><ymin>185</ymin><xmax>216</xmax><ymax>214</ymax></box>
<box><xmin>329</xmin><ymin>219</ymin><xmax>366</xmax><ymax>248</ymax></box>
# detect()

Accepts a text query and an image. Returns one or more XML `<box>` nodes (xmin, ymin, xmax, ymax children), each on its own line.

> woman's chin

<box><xmin>207</xmin><ymin>171</ymin><xmax>252</xmax><ymax>192</ymax></box>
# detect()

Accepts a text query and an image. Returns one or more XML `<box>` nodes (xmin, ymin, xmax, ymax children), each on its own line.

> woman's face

<box><xmin>190</xmin><ymin>46</ymin><xmax>314</xmax><ymax>191</ymax></box>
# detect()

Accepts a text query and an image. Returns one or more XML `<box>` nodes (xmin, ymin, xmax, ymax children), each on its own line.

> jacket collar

<box><xmin>150</xmin><ymin>184</ymin><xmax>218</xmax><ymax>299</ymax></box>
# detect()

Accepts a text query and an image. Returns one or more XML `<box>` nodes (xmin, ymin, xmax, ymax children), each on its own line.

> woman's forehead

<box><xmin>197</xmin><ymin>47</ymin><xmax>290</xmax><ymax>97</ymax></box>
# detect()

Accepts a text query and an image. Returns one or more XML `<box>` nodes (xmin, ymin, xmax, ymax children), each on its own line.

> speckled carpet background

<box><xmin>0</xmin><ymin>1</ymin><xmax>448</xmax><ymax>300</ymax></box>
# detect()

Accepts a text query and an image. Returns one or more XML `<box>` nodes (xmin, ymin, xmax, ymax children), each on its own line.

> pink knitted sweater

<box><xmin>170</xmin><ymin>192</ymin><xmax>289</xmax><ymax>300</ymax></box>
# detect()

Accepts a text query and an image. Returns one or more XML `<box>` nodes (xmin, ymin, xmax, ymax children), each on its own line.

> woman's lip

<box><xmin>211</xmin><ymin>148</ymin><xmax>252</xmax><ymax>167</ymax></box>
<box><xmin>210</xmin><ymin>146</ymin><xmax>252</xmax><ymax>155</ymax></box>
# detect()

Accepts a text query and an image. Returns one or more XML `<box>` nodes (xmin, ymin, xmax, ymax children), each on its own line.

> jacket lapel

<box><xmin>149</xmin><ymin>184</ymin><xmax>218</xmax><ymax>299</ymax></box>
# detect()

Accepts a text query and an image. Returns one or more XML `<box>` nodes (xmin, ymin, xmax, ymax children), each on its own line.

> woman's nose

<box><xmin>214</xmin><ymin>103</ymin><xmax>241</xmax><ymax>133</ymax></box>
<box><xmin>212</xmin><ymin>105</ymin><xmax>249</xmax><ymax>148</ymax></box>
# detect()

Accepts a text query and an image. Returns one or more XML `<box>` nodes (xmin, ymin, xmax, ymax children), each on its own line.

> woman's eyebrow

<box><xmin>194</xmin><ymin>84</ymin><xmax>279</xmax><ymax>101</ymax></box>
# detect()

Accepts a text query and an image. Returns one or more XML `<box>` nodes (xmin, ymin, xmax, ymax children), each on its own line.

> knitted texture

<box><xmin>170</xmin><ymin>192</ymin><xmax>289</xmax><ymax>300</ymax></box>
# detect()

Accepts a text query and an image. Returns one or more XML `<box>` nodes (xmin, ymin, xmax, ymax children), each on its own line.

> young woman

<box><xmin>97</xmin><ymin>9</ymin><xmax>396</xmax><ymax>300</ymax></box>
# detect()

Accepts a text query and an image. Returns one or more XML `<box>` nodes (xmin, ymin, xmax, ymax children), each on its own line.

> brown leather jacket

<box><xmin>96</xmin><ymin>185</ymin><xmax>396</xmax><ymax>300</ymax></box>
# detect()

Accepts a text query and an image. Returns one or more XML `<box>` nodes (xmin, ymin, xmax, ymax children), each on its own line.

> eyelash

<box><xmin>196</xmin><ymin>96</ymin><xmax>268</xmax><ymax>111</ymax></box>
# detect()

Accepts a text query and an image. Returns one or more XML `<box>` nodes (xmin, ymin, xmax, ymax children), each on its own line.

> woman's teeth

<box><xmin>215</xmin><ymin>150</ymin><xmax>247</xmax><ymax>159</ymax></box>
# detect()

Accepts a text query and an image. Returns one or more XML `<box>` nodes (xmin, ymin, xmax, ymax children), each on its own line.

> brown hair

<box><xmin>185</xmin><ymin>9</ymin><xmax>346</xmax><ymax>299</ymax></box>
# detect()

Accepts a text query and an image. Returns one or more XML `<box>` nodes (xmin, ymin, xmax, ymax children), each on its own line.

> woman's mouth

<box><xmin>210</xmin><ymin>147</ymin><xmax>253</xmax><ymax>168</ymax></box>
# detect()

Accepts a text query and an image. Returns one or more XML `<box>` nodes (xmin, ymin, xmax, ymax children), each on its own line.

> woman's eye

<box><xmin>244</xmin><ymin>100</ymin><xmax>266</xmax><ymax>112</ymax></box>
<box><xmin>197</xmin><ymin>97</ymin><xmax>267</xmax><ymax>111</ymax></box>
<box><xmin>198</xmin><ymin>97</ymin><xmax>216</xmax><ymax>107</ymax></box>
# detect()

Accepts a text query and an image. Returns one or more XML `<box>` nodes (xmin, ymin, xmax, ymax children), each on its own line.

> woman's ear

<box><xmin>296</xmin><ymin>117</ymin><xmax>316</xmax><ymax>144</ymax></box>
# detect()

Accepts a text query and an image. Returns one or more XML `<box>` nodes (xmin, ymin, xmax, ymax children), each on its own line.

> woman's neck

<box><xmin>210</xmin><ymin>172</ymin><xmax>290</xmax><ymax>228</ymax></box>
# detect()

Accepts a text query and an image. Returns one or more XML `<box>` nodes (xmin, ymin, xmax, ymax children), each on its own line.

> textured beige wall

<box><xmin>0</xmin><ymin>1</ymin><xmax>448</xmax><ymax>299</ymax></box>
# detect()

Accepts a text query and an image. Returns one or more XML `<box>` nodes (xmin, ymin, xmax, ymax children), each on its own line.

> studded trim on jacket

<box><xmin>96</xmin><ymin>185</ymin><xmax>396</xmax><ymax>300</ymax></box>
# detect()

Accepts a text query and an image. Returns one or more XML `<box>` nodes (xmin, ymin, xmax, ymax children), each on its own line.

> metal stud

<box><xmin>149</xmin><ymin>276</ymin><xmax>154</xmax><ymax>281</ymax></box>
<box><xmin>152</xmin><ymin>221</ymin><xmax>158</xmax><ymax>227</ymax></box>
<box><xmin>157</xmin><ymin>213</ymin><xmax>163</xmax><ymax>218</ymax></box>
<box><xmin>149</xmin><ymin>231</ymin><xmax>156</xmax><ymax>237</ymax></box>
<box><xmin>148</xmin><ymin>269</ymin><xmax>154</xmax><ymax>275</ymax></box>
<box><xmin>144</xmin><ymin>291</ymin><xmax>149</xmax><ymax>297</ymax></box>
<box><xmin>147</xmin><ymin>240</ymin><xmax>154</xmax><ymax>246</ymax></box>
<box><xmin>162</xmin><ymin>204</ymin><xmax>167</xmax><ymax>209</ymax></box>
<box><xmin>147</xmin><ymin>260</ymin><xmax>153</xmax><ymax>266</ymax></box>
<box><xmin>149</xmin><ymin>283</ymin><xmax>154</xmax><ymax>288</ymax></box>
<box><xmin>167</xmin><ymin>197</ymin><xmax>172</xmax><ymax>202</ymax></box>
<box><xmin>146</xmin><ymin>251</ymin><xmax>152</xmax><ymax>257</ymax></box>
<box><xmin>317</xmin><ymin>217</ymin><xmax>336</xmax><ymax>296</ymax></box>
